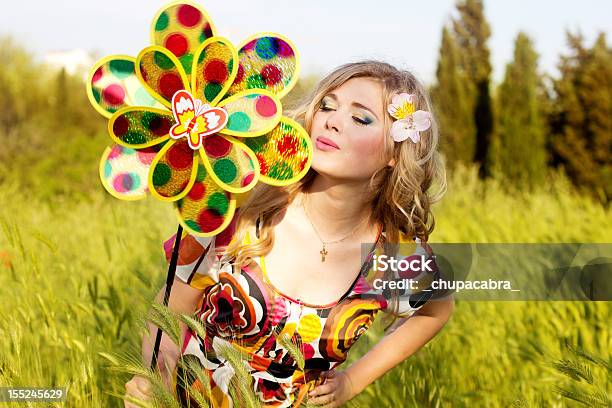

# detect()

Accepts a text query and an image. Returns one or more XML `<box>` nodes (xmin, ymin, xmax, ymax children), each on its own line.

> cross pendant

<box><xmin>320</xmin><ymin>245</ymin><xmax>328</xmax><ymax>262</ymax></box>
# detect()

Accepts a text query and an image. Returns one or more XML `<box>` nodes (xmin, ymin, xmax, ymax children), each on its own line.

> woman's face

<box><xmin>310</xmin><ymin>77</ymin><xmax>392</xmax><ymax>181</ymax></box>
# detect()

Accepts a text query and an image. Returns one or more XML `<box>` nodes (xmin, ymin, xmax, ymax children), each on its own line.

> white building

<box><xmin>44</xmin><ymin>49</ymin><xmax>94</xmax><ymax>79</ymax></box>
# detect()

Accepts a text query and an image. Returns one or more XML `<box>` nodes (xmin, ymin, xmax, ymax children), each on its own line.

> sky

<box><xmin>1</xmin><ymin>0</ymin><xmax>610</xmax><ymax>85</ymax></box>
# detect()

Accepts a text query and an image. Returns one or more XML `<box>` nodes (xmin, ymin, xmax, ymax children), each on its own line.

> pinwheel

<box><xmin>86</xmin><ymin>1</ymin><xmax>312</xmax><ymax>370</ymax></box>
<box><xmin>87</xmin><ymin>1</ymin><xmax>312</xmax><ymax>237</ymax></box>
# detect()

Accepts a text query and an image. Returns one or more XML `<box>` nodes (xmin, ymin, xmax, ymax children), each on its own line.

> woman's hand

<box><xmin>307</xmin><ymin>370</ymin><xmax>356</xmax><ymax>407</ymax></box>
<box><xmin>124</xmin><ymin>375</ymin><xmax>152</xmax><ymax>407</ymax></box>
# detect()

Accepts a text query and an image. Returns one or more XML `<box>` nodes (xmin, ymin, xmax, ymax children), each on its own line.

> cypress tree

<box><xmin>493</xmin><ymin>32</ymin><xmax>547</xmax><ymax>189</ymax></box>
<box><xmin>56</xmin><ymin>68</ymin><xmax>69</xmax><ymax>120</ymax></box>
<box><xmin>452</xmin><ymin>0</ymin><xmax>494</xmax><ymax>179</ymax></box>
<box><xmin>550</xmin><ymin>32</ymin><xmax>612</xmax><ymax>203</ymax></box>
<box><xmin>432</xmin><ymin>26</ymin><xmax>476</xmax><ymax>167</ymax></box>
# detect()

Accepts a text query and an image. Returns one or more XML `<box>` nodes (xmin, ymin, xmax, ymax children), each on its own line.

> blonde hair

<box><xmin>224</xmin><ymin>60</ymin><xmax>447</xmax><ymax>270</ymax></box>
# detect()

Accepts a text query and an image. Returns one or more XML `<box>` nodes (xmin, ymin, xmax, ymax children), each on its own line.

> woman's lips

<box><xmin>315</xmin><ymin>137</ymin><xmax>340</xmax><ymax>151</ymax></box>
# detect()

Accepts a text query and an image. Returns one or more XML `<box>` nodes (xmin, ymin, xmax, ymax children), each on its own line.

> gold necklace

<box><xmin>302</xmin><ymin>193</ymin><xmax>368</xmax><ymax>262</ymax></box>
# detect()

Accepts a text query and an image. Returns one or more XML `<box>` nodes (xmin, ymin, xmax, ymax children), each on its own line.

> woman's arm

<box><xmin>126</xmin><ymin>277</ymin><xmax>206</xmax><ymax>407</ymax></box>
<box><xmin>126</xmin><ymin>231</ymin><xmax>221</xmax><ymax>407</ymax></box>
<box><xmin>344</xmin><ymin>296</ymin><xmax>455</xmax><ymax>396</ymax></box>
<box><xmin>307</xmin><ymin>296</ymin><xmax>455</xmax><ymax>406</ymax></box>
<box><xmin>141</xmin><ymin>277</ymin><xmax>206</xmax><ymax>390</ymax></box>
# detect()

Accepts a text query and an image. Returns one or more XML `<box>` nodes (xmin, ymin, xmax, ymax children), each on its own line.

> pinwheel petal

<box><xmin>99</xmin><ymin>143</ymin><xmax>165</xmax><ymax>200</ymax></box>
<box><xmin>150</xmin><ymin>2</ymin><xmax>216</xmax><ymax>74</ymax></box>
<box><xmin>176</xmin><ymin>160</ymin><xmax>237</xmax><ymax>236</ymax></box>
<box><xmin>149</xmin><ymin>138</ymin><xmax>199</xmax><ymax>201</ymax></box>
<box><xmin>109</xmin><ymin>107</ymin><xmax>173</xmax><ymax>148</ymax></box>
<box><xmin>191</xmin><ymin>37</ymin><xmax>238</xmax><ymax>105</ymax></box>
<box><xmin>199</xmin><ymin>135</ymin><xmax>259</xmax><ymax>194</ymax></box>
<box><xmin>136</xmin><ymin>46</ymin><xmax>190</xmax><ymax>108</ymax></box>
<box><xmin>217</xmin><ymin>90</ymin><xmax>282</xmax><ymax>137</ymax></box>
<box><xmin>225</xmin><ymin>34</ymin><xmax>299</xmax><ymax>99</ymax></box>
<box><xmin>242</xmin><ymin>117</ymin><xmax>312</xmax><ymax>186</ymax></box>
<box><xmin>87</xmin><ymin>56</ymin><xmax>164</xmax><ymax>118</ymax></box>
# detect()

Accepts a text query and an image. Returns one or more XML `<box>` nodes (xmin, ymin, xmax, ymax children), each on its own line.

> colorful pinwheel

<box><xmin>87</xmin><ymin>1</ymin><xmax>312</xmax><ymax>237</ymax></box>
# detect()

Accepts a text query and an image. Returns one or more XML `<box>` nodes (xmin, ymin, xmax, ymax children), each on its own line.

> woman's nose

<box><xmin>325</xmin><ymin>110</ymin><xmax>343</xmax><ymax>133</ymax></box>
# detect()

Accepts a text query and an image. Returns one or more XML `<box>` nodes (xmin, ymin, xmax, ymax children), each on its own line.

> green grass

<box><xmin>0</xmin><ymin>163</ymin><xmax>609</xmax><ymax>407</ymax></box>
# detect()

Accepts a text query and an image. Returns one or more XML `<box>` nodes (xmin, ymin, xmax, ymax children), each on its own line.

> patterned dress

<box><xmin>165</xmin><ymin>216</ymin><xmax>440</xmax><ymax>407</ymax></box>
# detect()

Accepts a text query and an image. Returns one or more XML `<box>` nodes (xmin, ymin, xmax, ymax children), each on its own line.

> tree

<box><xmin>431</xmin><ymin>26</ymin><xmax>476</xmax><ymax>167</ymax></box>
<box><xmin>493</xmin><ymin>32</ymin><xmax>547</xmax><ymax>189</ymax></box>
<box><xmin>452</xmin><ymin>0</ymin><xmax>494</xmax><ymax>179</ymax></box>
<box><xmin>0</xmin><ymin>35</ymin><xmax>106</xmax><ymax>198</ymax></box>
<box><xmin>549</xmin><ymin>32</ymin><xmax>612</xmax><ymax>203</ymax></box>
<box><xmin>0</xmin><ymin>37</ymin><xmax>46</xmax><ymax>139</ymax></box>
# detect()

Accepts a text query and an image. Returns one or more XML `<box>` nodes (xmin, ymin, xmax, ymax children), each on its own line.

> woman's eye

<box><xmin>319</xmin><ymin>103</ymin><xmax>334</xmax><ymax>111</ymax></box>
<box><xmin>353</xmin><ymin>116</ymin><xmax>371</xmax><ymax>126</ymax></box>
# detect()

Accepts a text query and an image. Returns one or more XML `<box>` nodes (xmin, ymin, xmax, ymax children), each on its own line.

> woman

<box><xmin>125</xmin><ymin>60</ymin><xmax>454</xmax><ymax>407</ymax></box>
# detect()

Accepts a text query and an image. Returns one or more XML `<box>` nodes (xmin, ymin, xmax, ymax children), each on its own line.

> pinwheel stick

<box><xmin>150</xmin><ymin>224</ymin><xmax>183</xmax><ymax>370</ymax></box>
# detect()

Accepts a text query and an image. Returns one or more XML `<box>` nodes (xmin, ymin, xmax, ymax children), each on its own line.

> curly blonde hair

<box><xmin>223</xmin><ymin>60</ymin><xmax>447</xmax><ymax>270</ymax></box>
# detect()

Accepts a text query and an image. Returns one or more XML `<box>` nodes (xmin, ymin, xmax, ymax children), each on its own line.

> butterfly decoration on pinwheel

<box><xmin>87</xmin><ymin>1</ymin><xmax>312</xmax><ymax>237</ymax></box>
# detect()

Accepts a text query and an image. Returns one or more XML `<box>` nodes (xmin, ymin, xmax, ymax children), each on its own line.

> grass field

<box><xmin>0</xmin><ymin>163</ymin><xmax>609</xmax><ymax>407</ymax></box>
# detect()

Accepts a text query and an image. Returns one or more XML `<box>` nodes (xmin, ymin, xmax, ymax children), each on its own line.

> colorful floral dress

<box><xmin>165</xmin><ymin>216</ymin><xmax>440</xmax><ymax>407</ymax></box>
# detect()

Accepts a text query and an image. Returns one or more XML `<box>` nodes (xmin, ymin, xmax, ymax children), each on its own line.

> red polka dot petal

<box><xmin>103</xmin><ymin>84</ymin><xmax>126</xmax><ymax>106</ymax></box>
<box><xmin>177</xmin><ymin>4</ymin><xmax>202</xmax><ymax>28</ymax></box>
<box><xmin>159</xmin><ymin>73</ymin><xmax>183</xmax><ymax>99</ymax></box>
<box><xmin>276</xmin><ymin>135</ymin><xmax>298</xmax><ymax>157</ymax></box>
<box><xmin>92</xmin><ymin>67</ymin><xmax>103</xmax><ymax>83</ymax></box>
<box><xmin>261</xmin><ymin>64</ymin><xmax>282</xmax><ymax>86</ymax></box>
<box><xmin>113</xmin><ymin>115</ymin><xmax>129</xmax><ymax>137</ymax></box>
<box><xmin>298</xmin><ymin>157</ymin><xmax>307</xmax><ymax>171</ymax></box>
<box><xmin>203</xmin><ymin>59</ymin><xmax>228</xmax><ymax>83</ymax></box>
<box><xmin>197</xmin><ymin>209</ymin><xmax>224</xmax><ymax>232</ymax></box>
<box><xmin>255</xmin><ymin>95</ymin><xmax>277</xmax><ymax>118</ymax></box>
<box><xmin>256</xmin><ymin>153</ymin><xmax>268</xmax><ymax>175</ymax></box>
<box><xmin>204</xmin><ymin>135</ymin><xmax>232</xmax><ymax>158</ymax></box>
<box><xmin>216</xmin><ymin>214</ymin><xmax>237</xmax><ymax>247</ymax></box>
<box><xmin>187</xmin><ymin>182</ymin><xmax>206</xmax><ymax>201</ymax></box>
<box><xmin>108</xmin><ymin>145</ymin><xmax>123</xmax><ymax>159</ymax></box>
<box><xmin>150</xmin><ymin>117</ymin><xmax>172</xmax><ymax>136</ymax></box>
<box><xmin>241</xmin><ymin>172</ymin><xmax>254</xmax><ymax>187</ymax></box>
<box><xmin>202</xmin><ymin>23</ymin><xmax>213</xmax><ymax>39</ymax></box>
<box><xmin>140</xmin><ymin>66</ymin><xmax>149</xmax><ymax>82</ymax></box>
<box><xmin>167</xmin><ymin>142</ymin><xmax>194</xmax><ymax>169</ymax></box>
<box><xmin>165</xmin><ymin>33</ymin><xmax>189</xmax><ymax>57</ymax></box>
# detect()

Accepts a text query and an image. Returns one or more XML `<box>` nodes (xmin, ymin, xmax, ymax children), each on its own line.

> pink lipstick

<box><xmin>315</xmin><ymin>137</ymin><xmax>340</xmax><ymax>151</ymax></box>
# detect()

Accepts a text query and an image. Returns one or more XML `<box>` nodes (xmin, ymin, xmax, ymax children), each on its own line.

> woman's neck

<box><xmin>294</xmin><ymin>174</ymin><xmax>376</xmax><ymax>241</ymax></box>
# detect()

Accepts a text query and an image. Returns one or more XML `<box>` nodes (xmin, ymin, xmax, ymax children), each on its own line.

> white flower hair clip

<box><xmin>387</xmin><ymin>93</ymin><xmax>432</xmax><ymax>143</ymax></box>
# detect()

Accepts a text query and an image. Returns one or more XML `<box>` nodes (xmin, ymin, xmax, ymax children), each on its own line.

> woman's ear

<box><xmin>387</xmin><ymin>157</ymin><xmax>396</xmax><ymax>167</ymax></box>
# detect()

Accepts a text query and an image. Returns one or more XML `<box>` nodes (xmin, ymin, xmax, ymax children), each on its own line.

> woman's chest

<box><xmin>195</xmin><ymin>263</ymin><xmax>381</xmax><ymax>365</ymax></box>
<box><xmin>261</xmin><ymin>228</ymin><xmax>367</xmax><ymax>306</ymax></box>
<box><xmin>260</xmin><ymin>249</ymin><xmax>360</xmax><ymax>305</ymax></box>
